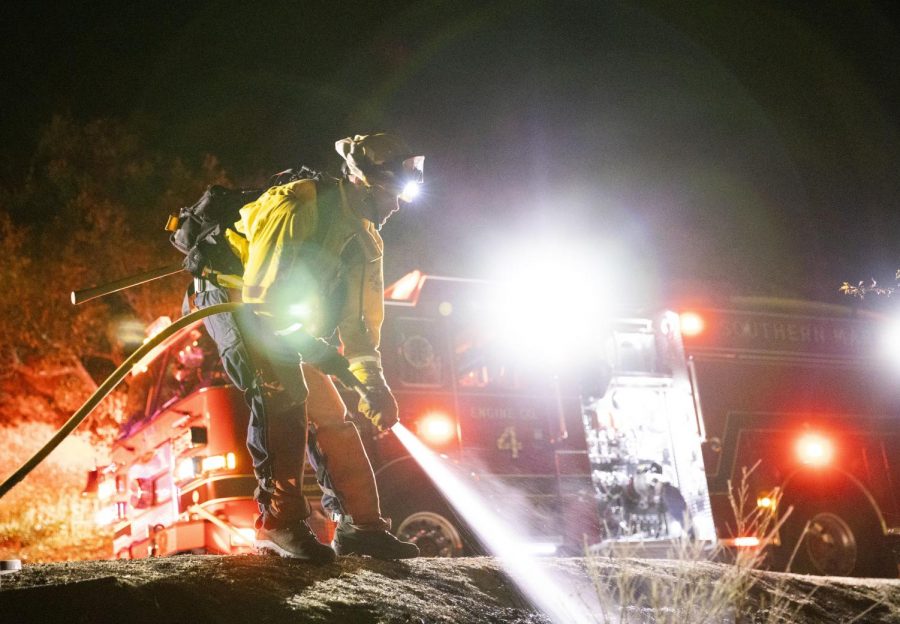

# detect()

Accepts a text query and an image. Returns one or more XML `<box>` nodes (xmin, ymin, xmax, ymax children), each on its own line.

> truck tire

<box><xmin>382</xmin><ymin>490</ymin><xmax>473</xmax><ymax>557</ymax></box>
<box><xmin>774</xmin><ymin>493</ymin><xmax>895</xmax><ymax>577</ymax></box>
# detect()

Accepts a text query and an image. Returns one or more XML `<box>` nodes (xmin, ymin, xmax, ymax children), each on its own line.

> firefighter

<box><xmin>189</xmin><ymin>282</ymin><xmax>352</xmax><ymax>563</ymax></box>
<box><xmin>212</xmin><ymin>133</ymin><xmax>423</xmax><ymax>562</ymax></box>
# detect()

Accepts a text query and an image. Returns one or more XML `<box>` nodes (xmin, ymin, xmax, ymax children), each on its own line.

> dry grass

<box><xmin>0</xmin><ymin>422</ymin><xmax>112</xmax><ymax>562</ymax></box>
<box><xmin>587</xmin><ymin>463</ymin><xmax>803</xmax><ymax>624</ymax></box>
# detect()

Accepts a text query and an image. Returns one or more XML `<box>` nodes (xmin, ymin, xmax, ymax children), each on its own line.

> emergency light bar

<box><xmin>385</xmin><ymin>270</ymin><xmax>426</xmax><ymax>304</ymax></box>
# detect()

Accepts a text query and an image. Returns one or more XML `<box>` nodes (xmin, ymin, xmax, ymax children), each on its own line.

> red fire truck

<box><xmin>89</xmin><ymin>272</ymin><xmax>899</xmax><ymax>576</ymax></box>
<box><xmin>88</xmin><ymin>318</ymin><xmax>265</xmax><ymax>558</ymax></box>
<box><xmin>671</xmin><ymin>299</ymin><xmax>900</xmax><ymax>576</ymax></box>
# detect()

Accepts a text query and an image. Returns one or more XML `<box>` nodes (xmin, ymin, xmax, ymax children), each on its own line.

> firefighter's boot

<box><xmin>255</xmin><ymin>518</ymin><xmax>337</xmax><ymax>564</ymax></box>
<box><xmin>332</xmin><ymin>517</ymin><xmax>420</xmax><ymax>559</ymax></box>
<box><xmin>254</xmin><ymin>488</ymin><xmax>335</xmax><ymax>564</ymax></box>
<box><xmin>254</xmin><ymin>475</ymin><xmax>335</xmax><ymax>563</ymax></box>
<box><xmin>313</xmin><ymin>422</ymin><xmax>419</xmax><ymax>559</ymax></box>
<box><xmin>253</xmin><ymin>403</ymin><xmax>334</xmax><ymax>563</ymax></box>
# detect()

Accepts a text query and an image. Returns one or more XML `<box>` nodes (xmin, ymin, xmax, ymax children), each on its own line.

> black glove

<box><xmin>358</xmin><ymin>383</ymin><xmax>399</xmax><ymax>431</ymax></box>
<box><xmin>348</xmin><ymin>360</ymin><xmax>399</xmax><ymax>431</ymax></box>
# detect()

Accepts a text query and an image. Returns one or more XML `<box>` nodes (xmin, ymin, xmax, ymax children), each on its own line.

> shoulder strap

<box><xmin>309</xmin><ymin>178</ymin><xmax>342</xmax><ymax>247</ymax></box>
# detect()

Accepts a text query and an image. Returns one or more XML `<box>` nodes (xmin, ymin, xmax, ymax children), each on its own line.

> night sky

<box><xmin>3</xmin><ymin>0</ymin><xmax>900</xmax><ymax>304</ymax></box>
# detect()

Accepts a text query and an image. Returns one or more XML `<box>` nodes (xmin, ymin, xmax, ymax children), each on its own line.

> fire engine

<box><xmin>87</xmin><ymin>272</ymin><xmax>899</xmax><ymax>577</ymax></box>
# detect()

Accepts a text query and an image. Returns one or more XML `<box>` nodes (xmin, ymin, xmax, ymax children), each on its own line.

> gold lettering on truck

<box><xmin>497</xmin><ymin>426</ymin><xmax>522</xmax><ymax>459</ymax></box>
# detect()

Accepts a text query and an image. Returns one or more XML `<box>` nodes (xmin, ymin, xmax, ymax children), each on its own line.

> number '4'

<box><xmin>497</xmin><ymin>426</ymin><xmax>522</xmax><ymax>459</ymax></box>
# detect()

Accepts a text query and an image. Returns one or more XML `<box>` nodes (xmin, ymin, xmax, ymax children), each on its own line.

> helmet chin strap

<box><xmin>361</xmin><ymin>186</ymin><xmax>384</xmax><ymax>231</ymax></box>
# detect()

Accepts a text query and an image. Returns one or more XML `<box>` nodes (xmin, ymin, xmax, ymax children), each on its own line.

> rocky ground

<box><xmin>0</xmin><ymin>555</ymin><xmax>898</xmax><ymax>624</ymax></box>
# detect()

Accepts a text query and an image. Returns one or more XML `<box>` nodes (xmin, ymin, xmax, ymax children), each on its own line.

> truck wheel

<box><xmin>774</xmin><ymin>495</ymin><xmax>894</xmax><ymax>577</ymax></box>
<box><xmin>396</xmin><ymin>510</ymin><xmax>465</xmax><ymax>557</ymax></box>
<box><xmin>381</xmin><ymin>490</ymin><xmax>472</xmax><ymax>557</ymax></box>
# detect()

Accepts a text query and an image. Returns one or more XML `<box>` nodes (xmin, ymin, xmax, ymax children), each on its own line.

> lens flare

<box><xmin>881</xmin><ymin>318</ymin><xmax>900</xmax><ymax>368</ymax></box>
<box><xmin>392</xmin><ymin>423</ymin><xmax>596</xmax><ymax>624</ymax></box>
<box><xmin>288</xmin><ymin>302</ymin><xmax>312</xmax><ymax>319</ymax></box>
<box><xmin>231</xmin><ymin>527</ymin><xmax>256</xmax><ymax>546</ymax></box>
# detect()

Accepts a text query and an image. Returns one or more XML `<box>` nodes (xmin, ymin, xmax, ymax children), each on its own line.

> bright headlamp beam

<box><xmin>392</xmin><ymin>423</ymin><xmax>594</xmax><ymax>624</ymax></box>
<box><xmin>399</xmin><ymin>180</ymin><xmax>421</xmax><ymax>202</ymax></box>
<box><xmin>273</xmin><ymin>322</ymin><xmax>304</xmax><ymax>336</ymax></box>
<box><xmin>678</xmin><ymin>311</ymin><xmax>705</xmax><ymax>337</ymax></box>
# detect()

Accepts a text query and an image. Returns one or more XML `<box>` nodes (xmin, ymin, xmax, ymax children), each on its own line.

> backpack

<box><xmin>168</xmin><ymin>185</ymin><xmax>262</xmax><ymax>277</ymax></box>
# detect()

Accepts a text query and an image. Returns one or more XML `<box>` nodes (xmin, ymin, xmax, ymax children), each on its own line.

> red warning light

<box><xmin>416</xmin><ymin>411</ymin><xmax>456</xmax><ymax>446</ymax></box>
<box><xmin>385</xmin><ymin>270</ymin><xmax>425</xmax><ymax>303</ymax></box>
<box><xmin>796</xmin><ymin>432</ymin><xmax>834</xmax><ymax>467</ymax></box>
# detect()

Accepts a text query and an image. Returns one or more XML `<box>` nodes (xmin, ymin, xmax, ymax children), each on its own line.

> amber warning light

<box><xmin>678</xmin><ymin>311</ymin><xmax>705</xmax><ymax>337</ymax></box>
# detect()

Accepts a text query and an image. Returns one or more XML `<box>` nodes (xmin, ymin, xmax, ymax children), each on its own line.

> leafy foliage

<box><xmin>0</xmin><ymin>115</ymin><xmax>232</xmax><ymax>561</ymax></box>
<box><xmin>0</xmin><ymin>115</ymin><xmax>228</xmax><ymax>438</ymax></box>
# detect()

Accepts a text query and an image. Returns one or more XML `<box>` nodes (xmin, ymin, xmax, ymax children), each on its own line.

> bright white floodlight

<box><xmin>882</xmin><ymin>317</ymin><xmax>900</xmax><ymax>367</ymax></box>
<box><xmin>483</xmin><ymin>241</ymin><xmax>612</xmax><ymax>368</ymax></box>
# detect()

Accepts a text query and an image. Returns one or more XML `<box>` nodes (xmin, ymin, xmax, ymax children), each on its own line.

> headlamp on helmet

<box><xmin>335</xmin><ymin>134</ymin><xmax>425</xmax><ymax>202</ymax></box>
<box><xmin>393</xmin><ymin>155</ymin><xmax>425</xmax><ymax>202</ymax></box>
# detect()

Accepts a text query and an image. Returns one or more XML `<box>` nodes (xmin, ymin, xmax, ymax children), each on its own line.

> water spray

<box><xmin>392</xmin><ymin>423</ymin><xmax>597</xmax><ymax>624</ymax></box>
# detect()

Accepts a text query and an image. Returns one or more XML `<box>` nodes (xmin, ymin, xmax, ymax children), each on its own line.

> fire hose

<box><xmin>0</xmin><ymin>303</ymin><xmax>238</xmax><ymax>500</ymax></box>
<box><xmin>0</xmin><ymin>301</ymin><xmax>370</xmax><ymax>501</ymax></box>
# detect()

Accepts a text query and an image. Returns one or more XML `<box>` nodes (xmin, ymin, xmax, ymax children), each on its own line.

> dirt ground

<box><xmin>0</xmin><ymin>555</ymin><xmax>898</xmax><ymax>624</ymax></box>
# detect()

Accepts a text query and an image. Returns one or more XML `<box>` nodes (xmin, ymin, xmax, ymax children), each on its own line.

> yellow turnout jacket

<box><xmin>225</xmin><ymin>178</ymin><xmax>386</xmax><ymax>368</ymax></box>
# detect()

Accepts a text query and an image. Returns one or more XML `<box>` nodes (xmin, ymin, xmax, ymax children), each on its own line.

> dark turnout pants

<box><xmin>194</xmin><ymin>286</ymin><xmax>353</xmax><ymax>525</ymax></box>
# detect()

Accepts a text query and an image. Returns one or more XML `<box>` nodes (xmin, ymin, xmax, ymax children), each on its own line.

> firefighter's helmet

<box><xmin>335</xmin><ymin>133</ymin><xmax>424</xmax><ymax>194</ymax></box>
